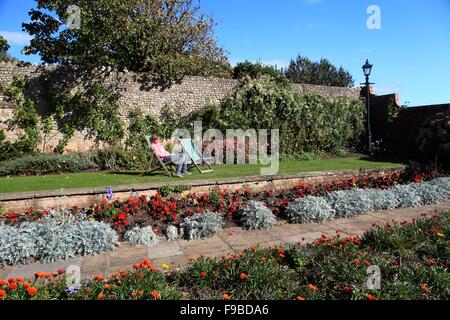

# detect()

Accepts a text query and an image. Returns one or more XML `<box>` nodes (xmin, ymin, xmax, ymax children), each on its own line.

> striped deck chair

<box><xmin>143</xmin><ymin>135</ymin><xmax>175</xmax><ymax>177</ymax></box>
<box><xmin>178</xmin><ymin>138</ymin><xmax>214</xmax><ymax>173</ymax></box>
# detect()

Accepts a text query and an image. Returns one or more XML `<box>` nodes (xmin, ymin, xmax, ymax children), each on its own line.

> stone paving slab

<box><xmin>1</xmin><ymin>201</ymin><xmax>448</xmax><ymax>279</ymax></box>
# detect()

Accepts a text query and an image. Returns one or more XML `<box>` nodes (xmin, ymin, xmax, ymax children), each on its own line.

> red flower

<box><xmin>150</xmin><ymin>291</ymin><xmax>159</xmax><ymax>299</ymax></box>
<box><xmin>27</xmin><ymin>287</ymin><xmax>38</xmax><ymax>297</ymax></box>
<box><xmin>239</xmin><ymin>273</ymin><xmax>248</xmax><ymax>280</ymax></box>
<box><xmin>8</xmin><ymin>282</ymin><xmax>17</xmax><ymax>290</ymax></box>
<box><xmin>367</xmin><ymin>294</ymin><xmax>377</xmax><ymax>300</ymax></box>
<box><xmin>353</xmin><ymin>259</ymin><xmax>361</xmax><ymax>265</ymax></box>
<box><xmin>428</xmin><ymin>259</ymin><xmax>437</xmax><ymax>266</ymax></box>
<box><xmin>343</xmin><ymin>286</ymin><xmax>353</xmax><ymax>293</ymax></box>
<box><xmin>0</xmin><ymin>289</ymin><xmax>6</xmax><ymax>300</ymax></box>
<box><xmin>199</xmin><ymin>272</ymin><xmax>207</xmax><ymax>278</ymax></box>
<box><xmin>0</xmin><ymin>280</ymin><xmax>7</xmax><ymax>286</ymax></box>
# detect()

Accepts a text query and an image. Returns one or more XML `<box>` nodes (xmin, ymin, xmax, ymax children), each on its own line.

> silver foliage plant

<box><xmin>240</xmin><ymin>201</ymin><xmax>277</xmax><ymax>230</ymax></box>
<box><xmin>124</xmin><ymin>226</ymin><xmax>159</xmax><ymax>247</ymax></box>
<box><xmin>285</xmin><ymin>196</ymin><xmax>335</xmax><ymax>224</ymax></box>
<box><xmin>165</xmin><ymin>225</ymin><xmax>179</xmax><ymax>241</ymax></box>
<box><xmin>179</xmin><ymin>212</ymin><xmax>223</xmax><ymax>241</ymax></box>
<box><xmin>286</xmin><ymin>177</ymin><xmax>450</xmax><ymax>225</ymax></box>
<box><xmin>0</xmin><ymin>209</ymin><xmax>119</xmax><ymax>266</ymax></box>
<box><xmin>325</xmin><ymin>189</ymin><xmax>374</xmax><ymax>218</ymax></box>
<box><xmin>391</xmin><ymin>184</ymin><xmax>423</xmax><ymax>208</ymax></box>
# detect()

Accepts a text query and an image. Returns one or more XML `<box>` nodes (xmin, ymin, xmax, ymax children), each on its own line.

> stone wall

<box><xmin>0</xmin><ymin>61</ymin><xmax>360</xmax><ymax>152</ymax></box>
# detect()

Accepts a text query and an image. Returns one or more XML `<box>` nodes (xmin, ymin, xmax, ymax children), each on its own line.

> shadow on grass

<box><xmin>357</xmin><ymin>155</ymin><xmax>410</xmax><ymax>165</ymax></box>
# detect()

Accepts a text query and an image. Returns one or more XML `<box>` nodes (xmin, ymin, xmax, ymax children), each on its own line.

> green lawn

<box><xmin>0</xmin><ymin>156</ymin><xmax>406</xmax><ymax>194</ymax></box>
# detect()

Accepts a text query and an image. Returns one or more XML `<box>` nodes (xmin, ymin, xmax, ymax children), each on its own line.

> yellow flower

<box><xmin>436</xmin><ymin>233</ymin><xmax>445</xmax><ymax>237</ymax></box>
<box><xmin>162</xmin><ymin>264</ymin><xmax>170</xmax><ymax>270</ymax></box>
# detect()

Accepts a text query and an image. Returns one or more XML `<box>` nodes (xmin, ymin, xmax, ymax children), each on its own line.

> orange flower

<box><xmin>22</xmin><ymin>282</ymin><xmax>30</xmax><ymax>288</ymax></box>
<box><xmin>279</xmin><ymin>253</ymin><xmax>285</xmax><ymax>259</ymax></box>
<box><xmin>0</xmin><ymin>280</ymin><xmax>7</xmax><ymax>286</ymax></box>
<box><xmin>199</xmin><ymin>272</ymin><xmax>207</xmax><ymax>278</ymax></box>
<box><xmin>367</xmin><ymin>294</ymin><xmax>377</xmax><ymax>300</ymax></box>
<box><xmin>307</xmin><ymin>284</ymin><xmax>318</xmax><ymax>293</ymax></box>
<box><xmin>94</xmin><ymin>275</ymin><xmax>105</xmax><ymax>281</ymax></box>
<box><xmin>27</xmin><ymin>287</ymin><xmax>38</xmax><ymax>297</ymax></box>
<box><xmin>261</xmin><ymin>257</ymin><xmax>267</xmax><ymax>262</ymax></box>
<box><xmin>8</xmin><ymin>282</ymin><xmax>17</xmax><ymax>290</ymax></box>
<box><xmin>428</xmin><ymin>259</ymin><xmax>437</xmax><ymax>266</ymax></box>
<box><xmin>420</xmin><ymin>283</ymin><xmax>429</xmax><ymax>294</ymax></box>
<box><xmin>103</xmin><ymin>284</ymin><xmax>111</xmax><ymax>290</ymax></box>
<box><xmin>240</xmin><ymin>273</ymin><xmax>248</xmax><ymax>280</ymax></box>
<box><xmin>251</xmin><ymin>247</ymin><xmax>256</xmax><ymax>252</ymax></box>
<box><xmin>296</xmin><ymin>296</ymin><xmax>305</xmax><ymax>300</ymax></box>
<box><xmin>353</xmin><ymin>259</ymin><xmax>361</xmax><ymax>265</ymax></box>
<box><xmin>131</xmin><ymin>292</ymin><xmax>137</xmax><ymax>298</ymax></box>
<box><xmin>239</xmin><ymin>253</ymin><xmax>245</xmax><ymax>257</ymax></box>
<box><xmin>223</xmin><ymin>293</ymin><xmax>231</xmax><ymax>300</ymax></box>
<box><xmin>150</xmin><ymin>291</ymin><xmax>159</xmax><ymax>299</ymax></box>
<box><xmin>98</xmin><ymin>293</ymin><xmax>106</xmax><ymax>300</ymax></box>
<box><xmin>15</xmin><ymin>277</ymin><xmax>24</xmax><ymax>283</ymax></box>
<box><xmin>35</xmin><ymin>272</ymin><xmax>52</xmax><ymax>279</ymax></box>
<box><xmin>0</xmin><ymin>289</ymin><xmax>6</xmax><ymax>300</ymax></box>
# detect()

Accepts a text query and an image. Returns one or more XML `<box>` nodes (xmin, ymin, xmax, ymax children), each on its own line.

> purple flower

<box><xmin>106</xmin><ymin>186</ymin><xmax>113</xmax><ymax>200</ymax></box>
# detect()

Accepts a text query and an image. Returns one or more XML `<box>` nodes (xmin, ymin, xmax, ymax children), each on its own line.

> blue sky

<box><xmin>0</xmin><ymin>0</ymin><xmax>449</xmax><ymax>106</ymax></box>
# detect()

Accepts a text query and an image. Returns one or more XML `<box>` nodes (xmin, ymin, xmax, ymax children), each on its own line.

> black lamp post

<box><xmin>361</xmin><ymin>59</ymin><xmax>374</xmax><ymax>154</ymax></box>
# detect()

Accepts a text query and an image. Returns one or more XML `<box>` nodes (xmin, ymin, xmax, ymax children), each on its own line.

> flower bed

<box><xmin>1</xmin><ymin>171</ymin><xmax>432</xmax><ymax>237</ymax></box>
<box><xmin>0</xmin><ymin>212</ymin><xmax>448</xmax><ymax>300</ymax></box>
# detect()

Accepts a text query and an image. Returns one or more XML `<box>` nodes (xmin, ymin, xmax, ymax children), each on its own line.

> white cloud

<box><xmin>0</xmin><ymin>31</ymin><xmax>32</xmax><ymax>46</ymax></box>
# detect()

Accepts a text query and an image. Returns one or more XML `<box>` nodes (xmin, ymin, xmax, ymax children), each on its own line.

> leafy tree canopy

<box><xmin>233</xmin><ymin>60</ymin><xmax>287</xmax><ymax>83</ymax></box>
<box><xmin>22</xmin><ymin>0</ymin><xmax>232</xmax><ymax>82</ymax></box>
<box><xmin>285</xmin><ymin>55</ymin><xmax>354</xmax><ymax>87</ymax></box>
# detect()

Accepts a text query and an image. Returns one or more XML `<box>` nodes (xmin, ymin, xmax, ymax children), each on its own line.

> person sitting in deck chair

<box><xmin>150</xmin><ymin>135</ymin><xmax>191</xmax><ymax>178</ymax></box>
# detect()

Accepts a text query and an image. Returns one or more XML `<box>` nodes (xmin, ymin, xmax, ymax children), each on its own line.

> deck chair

<box><xmin>143</xmin><ymin>135</ymin><xmax>175</xmax><ymax>177</ymax></box>
<box><xmin>178</xmin><ymin>138</ymin><xmax>214</xmax><ymax>174</ymax></box>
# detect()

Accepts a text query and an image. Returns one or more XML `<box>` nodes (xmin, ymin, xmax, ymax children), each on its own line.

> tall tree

<box><xmin>22</xmin><ymin>0</ymin><xmax>231</xmax><ymax>82</ymax></box>
<box><xmin>0</xmin><ymin>35</ymin><xmax>15</xmax><ymax>62</ymax></box>
<box><xmin>285</xmin><ymin>54</ymin><xmax>354</xmax><ymax>87</ymax></box>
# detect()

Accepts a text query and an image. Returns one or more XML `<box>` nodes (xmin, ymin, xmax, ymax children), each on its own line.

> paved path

<box><xmin>1</xmin><ymin>201</ymin><xmax>449</xmax><ymax>280</ymax></box>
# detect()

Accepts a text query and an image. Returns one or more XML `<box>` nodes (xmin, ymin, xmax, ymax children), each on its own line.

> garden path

<box><xmin>1</xmin><ymin>201</ymin><xmax>449</xmax><ymax>280</ymax></box>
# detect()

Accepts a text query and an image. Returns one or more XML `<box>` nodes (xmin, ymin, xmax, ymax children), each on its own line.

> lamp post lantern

<box><xmin>361</xmin><ymin>59</ymin><xmax>374</xmax><ymax>154</ymax></box>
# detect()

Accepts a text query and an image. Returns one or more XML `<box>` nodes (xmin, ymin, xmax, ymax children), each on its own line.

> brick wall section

<box><xmin>0</xmin><ymin>61</ymin><xmax>360</xmax><ymax>152</ymax></box>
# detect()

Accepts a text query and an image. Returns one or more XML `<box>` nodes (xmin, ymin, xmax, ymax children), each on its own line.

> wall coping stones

<box><xmin>0</xmin><ymin>166</ymin><xmax>405</xmax><ymax>202</ymax></box>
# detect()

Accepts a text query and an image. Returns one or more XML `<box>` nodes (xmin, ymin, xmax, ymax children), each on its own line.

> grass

<box><xmin>0</xmin><ymin>156</ymin><xmax>406</xmax><ymax>194</ymax></box>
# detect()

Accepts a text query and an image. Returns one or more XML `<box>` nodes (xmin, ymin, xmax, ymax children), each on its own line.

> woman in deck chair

<box><xmin>150</xmin><ymin>135</ymin><xmax>191</xmax><ymax>178</ymax></box>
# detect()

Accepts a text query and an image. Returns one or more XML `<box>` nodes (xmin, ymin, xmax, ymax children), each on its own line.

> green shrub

<box><xmin>213</xmin><ymin>76</ymin><xmax>365</xmax><ymax>156</ymax></box>
<box><xmin>85</xmin><ymin>147</ymin><xmax>149</xmax><ymax>171</ymax></box>
<box><xmin>0</xmin><ymin>153</ymin><xmax>94</xmax><ymax>176</ymax></box>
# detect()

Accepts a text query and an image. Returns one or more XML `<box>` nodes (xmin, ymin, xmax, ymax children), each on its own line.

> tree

<box><xmin>22</xmin><ymin>0</ymin><xmax>231</xmax><ymax>82</ymax></box>
<box><xmin>233</xmin><ymin>60</ymin><xmax>287</xmax><ymax>83</ymax></box>
<box><xmin>285</xmin><ymin>54</ymin><xmax>354</xmax><ymax>87</ymax></box>
<box><xmin>0</xmin><ymin>35</ymin><xmax>17</xmax><ymax>62</ymax></box>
